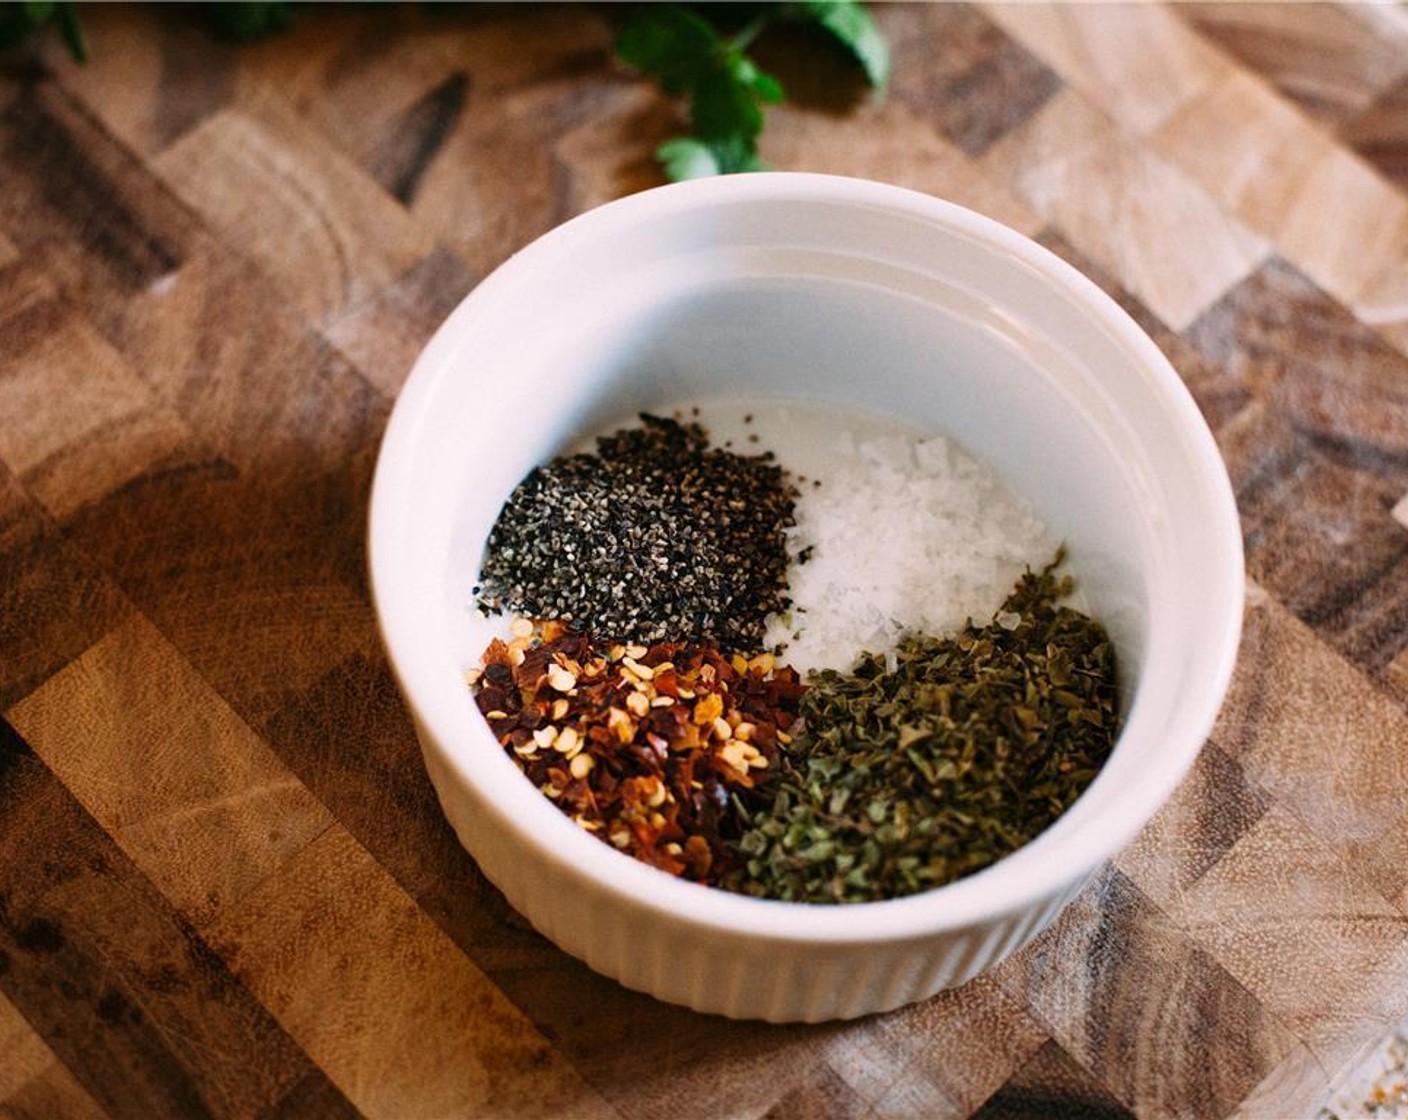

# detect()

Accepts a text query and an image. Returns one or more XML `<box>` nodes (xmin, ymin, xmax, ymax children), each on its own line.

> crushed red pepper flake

<box><xmin>472</xmin><ymin>621</ymin><xmax>807</xmax><ymax>882</ymax></box>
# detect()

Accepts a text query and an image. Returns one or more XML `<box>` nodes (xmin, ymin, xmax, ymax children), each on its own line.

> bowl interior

<box><xmin>372</xmin><ymin>175</ymin><xmax>1242</xmax><ymax>938</ymax></box>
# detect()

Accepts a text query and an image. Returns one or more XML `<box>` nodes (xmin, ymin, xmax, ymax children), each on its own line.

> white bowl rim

<box><xmin>369</xmin><ymin>171</ymin><xmax>1244</xmax><ymax>945</ymax></box>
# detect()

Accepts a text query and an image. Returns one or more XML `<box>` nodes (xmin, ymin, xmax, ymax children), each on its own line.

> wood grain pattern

<box><xmin>981</xmin><ymin>89</ymin><xmax>1268</xmax><ymax>329</ymax></box>
<box><xmin>7</xmin><ymin>617</ymin><xmax>339</xmax><ymax>933</ymax></box>
<box><xmin>1175</xmin><ymin>3</ymin><xmax>1408</xmax><ymax>127</ymax></box>
<box><xmin>153</xmin><ymin>103</ymin><xmax>435</xmax><ymax>325</ymax></box>
<box><xmin>1170</xmin><ymin>804</ymin><xmax>1408</xmax><ymax>1073</ymax></box>
<box><xmin>1155</xmin><ymin>70</ymin><xmax>1408</xmax><ymax>314</ymax></box>
<box><xmin>0</xmin><ymin>718</ymin><xmax>357</xmax><ymax>1120</ymax></box>
<box><xmin>0</xmin><ymin>463</ymin><xmax>130</xmax><ymax>712</ymax></box>
<box><xmin>820</xmin><ymin>977</ymin><xmax>1049</xmax><ymax>1118</ymax></box>
<box><xmin>6</xmin><ymin>622</ymin><xmax>617</xmax><ymax>1120</ymax></box>
<box><xmin>995</xmin><ymin>867</ymin><xmax>1302</xmax><ymax>1118</ymax></box>
<box><xmin>978</xmin><ymin>2</ymin><xmax>1231</xmax><ymax>135</ymax></box>
<box><xmin>4</xmin><ymin>4</ymin><xmax>1408</xmax><ymax>1116</ymax></box>
<box><xmin>1344</xmin><ymin>72</ymin><xmax>1408</xmax><ymax>192</ymax></box>
<box><xmin>1214</xmin><ymin>592</ymin><xmax>1408</xmax><ymax>913</ymax></box>
<box><xmin>763</xmin><ymin>100</ymin><xmax>1041</xmax><ymax>237</ymax></box>
<box><xmin>883</xmin><ymin>4</ymin><xmax>1061</xmax><ymax>158</ymax></box>
<box><xmin>39</xmin><ymin>5</ymin><xmax>235</xmax><ymax>157</ymax></box>
<box><xmin>0</xmin><ymin>992</ymin><xmax>107</xmax><ymax>1120</ymax></box>
<box><xmin>0</xmin><ymin>277</ymin><xmax>190</xmax><ymax>521</ymax></box>
<box><xmin>323</xmin><ymin>246</ymin><xmax>478</xmax><ymax>396</ymax></box>
<box><xmin>970</xmin><ymin>1039</ymin><xmax>1136</xmax><ymax>1120</ymax></box>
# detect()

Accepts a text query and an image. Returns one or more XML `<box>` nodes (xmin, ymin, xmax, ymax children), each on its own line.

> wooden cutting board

<box><xmin>4</xmin><ymin>4</ymin><xmax>1408</xmax><ymax>1117</ymax></box>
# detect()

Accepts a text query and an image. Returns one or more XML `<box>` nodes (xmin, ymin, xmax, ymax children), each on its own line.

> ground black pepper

<box><xmin>475</xmin><ymin>414</ymin><xmax>798</xmax><ymax>649</ymax></box>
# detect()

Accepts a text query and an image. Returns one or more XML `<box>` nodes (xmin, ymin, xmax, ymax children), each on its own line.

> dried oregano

<box><xmin>722</xmin><ymin>553</ymin><xmax>1120</xmax><ymax>904</ymax></box>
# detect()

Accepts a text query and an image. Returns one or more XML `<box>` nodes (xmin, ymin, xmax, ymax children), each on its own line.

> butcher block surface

<box><xmin>5</xmin><ymin>4</ymin><xmax>1408</xmax><ymax>1117</ymax></box>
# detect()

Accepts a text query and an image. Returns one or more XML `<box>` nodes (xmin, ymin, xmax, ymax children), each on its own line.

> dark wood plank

<box><xmin>1343</xmin><ymin>73</ymin><xmax>1408</xmax><ymax>192</ymax></box>
<box><xmin>1177</xmin><ymin>4</ymin><xmax>1408</xmax><ymax>126</ymax></box>
<box><xmin>0</xmin><ymin>991</ymin><xmax>109</xmax><ymax>1120</ymax></box>
<box><xmin>61</xmin><ymin>457</ymin><xmax>376</xmax><ymax>731</ymax></box>
<box><xmin>971</xmin><ymin>1040</ymin><xmax>1134</xmax><ymax>1120</ymax></box>
<box><xmin>1186</xmin><ymin>257</ymin><xmax>1408</xmax><ymax>462</ymax></box>
<box><xmin>364</xmin><ymin>72</ymin><xmax>471</xmax><ymax>206</ymax></box>
<box><xmin>1036</xmin><ymin>231</ymin><xmax>1254</xmax><ymax>431</ymax></box>
<box><xmin>0</xmin><ymin>83</ymin><xmax>196</xmax><ymax>312</ymax></box>
<box><xmin>0</xmin><ymin>77</ymin><xmax>392</xmax><ymax>530</ymax></box>
<box><xmin>0</xmin><ymin>463</ymin><xmax>129</xmax><ymax>710</ymax></box>
<box><xmin>882</xmin><ymin>4</ymin><xmax>1062</xmax><ymax>157</ymax></box>
<box><xmin>0</xmin><ymin>717</ymin><xmax>358</xmax><ymax>1120</ymax></box>
<box><xmin>1178</xmin><ymin>258</ymin><xmax>1408</xmax><ymax>675</ymax></box>
<box><xmin>997</xmin><ymin>867</ymin><xmax>1301</xmax><ymax>1119</ymax></box>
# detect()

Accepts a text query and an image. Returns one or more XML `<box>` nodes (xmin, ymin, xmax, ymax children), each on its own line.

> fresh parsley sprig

<box><xmin>800</xmin><ymin>0</ymin><xmax>888</xmax><ymax>88</ymax></box>
<box><xmin>616</xmin><ymin>1</ymin><xmax>890</xmax><ymax>181</ymax></box>
<box><xmin>0</xmin><ymin>0</ymin><xmax>292</xmax><ymax>59</ymax></box>
<box><xmin>0</xmin><ymin>2</ymin><xmax>86</xmax><ymax>61</ymax></box>
<box><xmin>205</xmin><ymin>2</ymin><xmax>294</xmax><ymax>44</ymax></box>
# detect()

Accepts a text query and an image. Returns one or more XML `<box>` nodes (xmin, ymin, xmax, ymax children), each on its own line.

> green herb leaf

<box><xmin>617</xmin><ymin>4</ymin><xmax>786</xmax><ymax>182</ymax></box>
<box><xmin>0</xmin><ymin>0</ymin><xmax>83</xmax><ymax>61</ymax></box>
<box><xmin>728</xmin><ymin>53</ymin><xmax>784</xmax><ymax>105</ymax></box>
<box><xmin>53</xmin><ymin>0</ymin><xmax>83</xmax><ymax>62</ymax></box>
<box><xmin>710</xmin><ymin>134</ymin><xmax>769</xmax><ymax>176</ymax></box>
<box><xmin>691</xmin><ymin>65</ymin><xmax>764</xmax><ymax>142</ymax></box>
<box><xmin>207</xmin><ymin>1</ymin><xmax>294</xmax><ymax>44</ymax></box>
<box><xmin>615</xmin><ymin>4</ymin><xmax>720</xmax><ymax>94</ymax></box>
<box><xmin>802</xmin><ymin>0</ymin><xmax>890</xmax><ymax>89</ymax></box>
<box><xmin>658</xmin><ymin>134</ymin><xmax>767</xmax><ymax>180</ymax></box>
<box><xmin>655</xmin><ymin>137</ymin><xmax>721</xmax><ymax>181</ymax></box>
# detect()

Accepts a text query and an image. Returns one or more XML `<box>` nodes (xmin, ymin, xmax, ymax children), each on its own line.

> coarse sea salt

<box><xmin>765</xmin><ymin>431</ymin><xmax>1057</xmax><ymax>675</ymax></box>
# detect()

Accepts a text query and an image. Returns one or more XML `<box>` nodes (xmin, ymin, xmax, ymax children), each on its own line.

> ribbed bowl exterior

<box><xmin>417</xmin><ymin>719</ymin><xmax>1086</xmax><ymax>1022</ymax></box>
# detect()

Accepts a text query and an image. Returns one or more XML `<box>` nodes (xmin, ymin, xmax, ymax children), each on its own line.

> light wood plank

<box><xmin>0</xmin><ymin>290</ymin><xmax>191</xmax><ymax>522</ymax></box>
<box><xmin>981</xmin><ymin>89</ymin><xmax>1267</xmax><ymax>329</ymax></box>
<box><xmin>979</xmin><ymin>1</ymin><xmax>1231</xmax><ymax>135</ymax></box>
<box><xmin>1154</xmin><ymin>68</ymin><xmax>1408</xmax><ymax>310</ymax></box>
<box><xmin>153</xmin><ymin>104</ymin><xmax>434</xmax><ymax>325</ymax></box>
<box><xmin>1214</xmin><ymin>592</ymin><xmax>1408</xmax><ymax>912</ymax></box>
<box><xmin>1176</xmin><ymin>805</ymin><xmax>1408</xmax><ymax>1075</ymax></box>
<box><xmin>7</xmin><ymin>618</ymin><xmax>620</xmax><ymax>1120</ymax></box>
<box><xmin>759</xmin><ymin>101</ymin><xmax>1042</xmax><ymax>238</ymax></box>
<box><xmin>0</xmin><ymin>993</ymin><xmax>108</xmax><ymax>1120</ymax></box>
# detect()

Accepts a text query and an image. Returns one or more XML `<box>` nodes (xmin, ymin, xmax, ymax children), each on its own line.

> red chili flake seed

<box><xmin>472</xmin><ymin>622</ymin><xmax>806</xmax><ymax>883</ymax></box>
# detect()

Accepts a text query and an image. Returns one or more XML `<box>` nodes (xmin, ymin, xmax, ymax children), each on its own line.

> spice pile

<box><xmin>470</xmin><ymin>410</ymin><xmax>1122</xmax><ymax>904</ymax></box>
<box><xmin>764</xmin><ymin>431</ymin><xmax>1057</xmax><ymax>674</ymax></box>
<box><xmin>724</xmin><ymin>556</ymin><xmax>1118</xmax><ymax>903</ymax></box>
<box><xmin>471</xmin><ymin>619</ymin><xmax>805</xmax><ymax>880</ymax></box>
<box><xmin>475</xmin><ymin>414</ymin><xmax>797</xmax><ymax>648</ymax></box>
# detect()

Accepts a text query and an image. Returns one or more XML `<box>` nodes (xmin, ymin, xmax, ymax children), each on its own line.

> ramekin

<box><xmin>369</xmin><ymin>173</ymin><xmax>1243</xmax><ymax>1022</ymax></box>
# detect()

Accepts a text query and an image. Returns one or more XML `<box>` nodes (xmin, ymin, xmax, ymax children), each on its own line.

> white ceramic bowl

<box><xmin>369</xmin><ymin>173</ymin><xmax>1243</xmax><ymax>1022</ymax></box>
